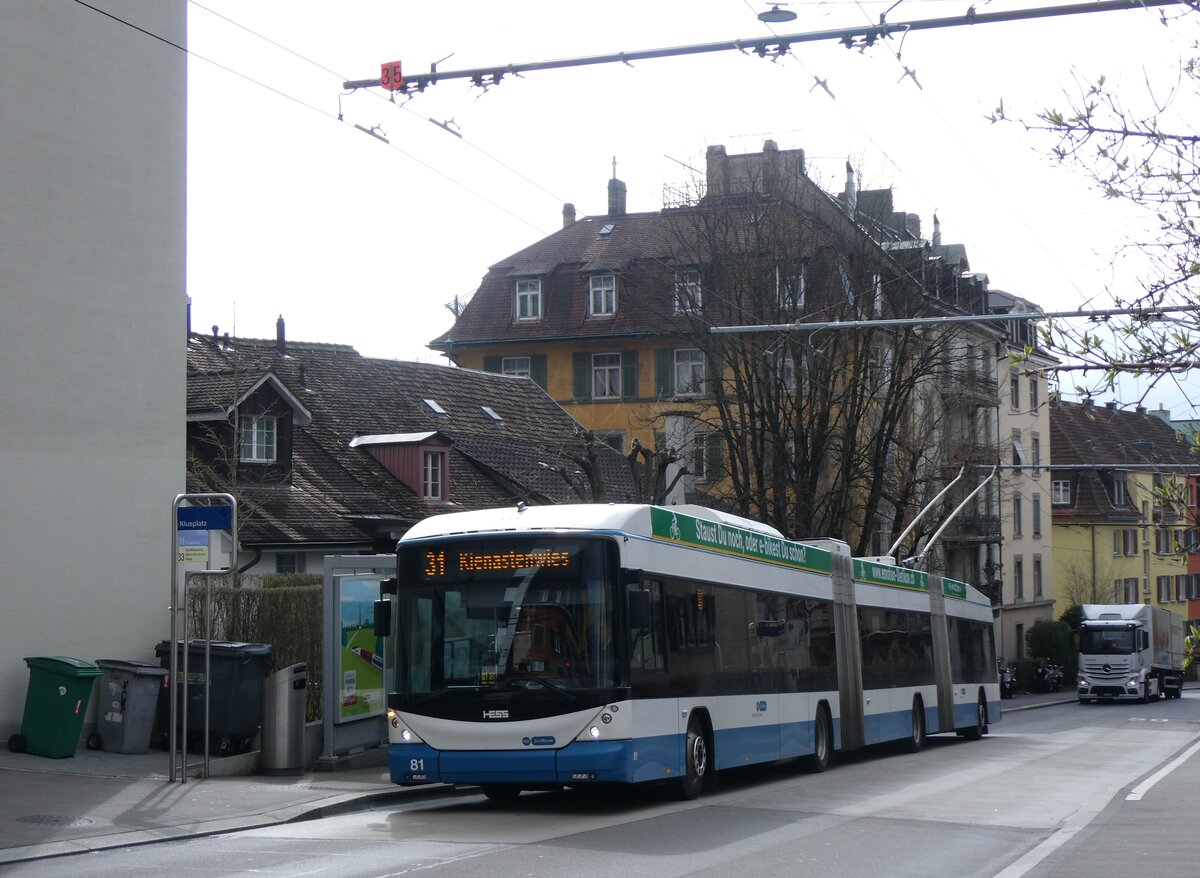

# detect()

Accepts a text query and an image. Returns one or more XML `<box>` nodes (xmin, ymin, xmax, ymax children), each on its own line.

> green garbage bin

<box><xmin>8</xmin><ymin>657</ymin><xmax>101</xmax><ymax>758</ymax></box>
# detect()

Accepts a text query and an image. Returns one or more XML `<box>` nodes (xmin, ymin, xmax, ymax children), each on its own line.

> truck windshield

<box><xmin>1079</xmin><ymin>628</ymin><xmax>1136</xmax><ymax>655</ymax></box>
<box><xmin>395</xmin><ymin>537</ymin><xmax>618</xmax><ymax>695</ymax></box>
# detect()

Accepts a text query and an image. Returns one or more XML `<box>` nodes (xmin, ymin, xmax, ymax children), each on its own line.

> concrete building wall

<box><xmin>0</xmin><ymin>3</ymin><xmax>186</xmax><ymax>735</ymax></box>
<box><xmin>996</xmin><ymin>356</ymin><xmax>1055</xmax><ymax>661</ymax></box>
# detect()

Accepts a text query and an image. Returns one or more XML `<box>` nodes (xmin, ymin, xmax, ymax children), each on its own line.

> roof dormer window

<box><xmin>423</xmin><ymin>399</ymin><xmax>448</xmax><ymax>418</ymax></box>
<box><xmin>423</xmin><ymin>451</ymin><xmax>446</xmax><ymax>500</ymax></box>
<box><xmin>515</xmin><ymin>278</ymin><xmax>541</xmax><ymax>321</ymax></box>
<box><xmin>589</xmin><ymin>274</ymin><xmax>616</xmax><ymax>316</ymax></box>
<box><xmin>239</xmin><ymin>415</ymin><xmax>277</xmax><ymax>463</ymax></box>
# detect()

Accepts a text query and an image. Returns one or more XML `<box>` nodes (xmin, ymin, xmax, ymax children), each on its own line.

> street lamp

<box><xmin>758</xmin><ymin>3</ymin><xmax>797</xmax><ymax>23</ymax></box>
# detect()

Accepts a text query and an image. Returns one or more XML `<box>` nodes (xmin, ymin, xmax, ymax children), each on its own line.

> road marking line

<box><xmin>1126</xmin><ymin>737</ymin><xmax>1200</xmax><ymax>801</ymax></box>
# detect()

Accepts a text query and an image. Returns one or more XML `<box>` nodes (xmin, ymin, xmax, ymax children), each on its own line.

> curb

<box><xmin>0</xmin><ymin>783</ymin><xmax>468</xmax><ymax>867</ymax></box>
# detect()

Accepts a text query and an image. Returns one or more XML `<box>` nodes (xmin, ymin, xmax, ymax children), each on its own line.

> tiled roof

<box><xmin>432</xmin><ymin>177</ymin><xmax>984</xmax><ymax>355</ymax></box>
<box><xmin>1049</xmin><ymin>398</ymin><xmax>1198</xmax><ymax>520</ymax></box>
<box><xmin>1050</xmin><ymin>400</ymin><xmax>1194</xmax><ymax>467</ymax></box>
<box><xmin>186</xmin><ymin>332</ymin><xmax>635</xmax><ymax>549</ymax></box>
<box><xmin>433</xmin><ymin>212</ymin><xmax>687</xmax><ymax>348</ymax></box>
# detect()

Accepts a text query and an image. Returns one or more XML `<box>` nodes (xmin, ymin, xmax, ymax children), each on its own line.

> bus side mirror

<box><xmin>373</xmin><ymin>599</ymin><xmax>392</xmax><ymax>636</ymax></box>
<box><xmin>628</xmin><ymin>589</ymin><xmax>651</xmax><ymax>629</ymax></box>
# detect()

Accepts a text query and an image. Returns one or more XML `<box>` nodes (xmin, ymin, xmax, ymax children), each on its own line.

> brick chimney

<box><xmin>607</xmin><ymin>174</ymin><xmax>626</xmax><ymax>217</ymax></box>
<box><xmin>562</xmin><ymin>202</ymin><xmax>576</xmax><ymax>227</ymax></box>
<box><xmin>276</xmin><ymin>315</ymin><xmax>286</xmax><ymax>356</ymax></box>
<box><xmin>706</xmin><ymin>144</ymin><xmax>729</xmax><ymax>197</ymax></box>
<box><xmin>842</xmin><ymin>161</ymin><xmax>856</xmax><ymax>215</ymax></box>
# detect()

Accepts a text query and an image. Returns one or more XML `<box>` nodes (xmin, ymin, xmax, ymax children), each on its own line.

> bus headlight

<box><xmin>401</xmin><ymin>728</ymin><xmax>413</xmax><ymax>742</ymax></box>
<box><xmin>387</xmin><ymin>709</ymin><xmax>399</xmax><ymax>729</ymax></box>
<box><xmin>1128</xmin><ymin>678</ymin><xmax>1140</xmax><ymax>688</ymax></box>
<box><xmin>588</xmin><ymin>726</ymin><xmax>601</xmax><ymax>739</ymax></box>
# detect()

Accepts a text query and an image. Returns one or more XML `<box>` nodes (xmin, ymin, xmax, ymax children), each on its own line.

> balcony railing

<box><xmin>947</xmin><ymin>515</ymin><xmax>1003</xmax><ymax>540</ymax></box>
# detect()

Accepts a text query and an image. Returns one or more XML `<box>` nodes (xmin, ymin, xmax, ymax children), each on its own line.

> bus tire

<box><xmin>901</xmin><ymin>697</ymin><xmax>925</xmax><ymax>754</ymax></box>
<box><xmin>481</xmin><ymin>784</ymin><xmax>522</xmax><ymax>802</ymax></box>
<box><xmin>803</xmin><ymin>706</ymin><xmax>832</xmax><ymax>773</ymax></box>
<box><xmin>677</xmin><ymin>719</ymin><xmax>709</xmax><ymax>800</ymax></box>
<box><xmin>962</xmin><ymin>696</ymin><xmax>987</xmax><ymax>741</ymax></box>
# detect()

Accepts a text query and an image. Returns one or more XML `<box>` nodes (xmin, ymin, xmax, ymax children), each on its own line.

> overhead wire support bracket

<box><xmin>342</xmin><ymin>0</ymin><xmax>1183</xmax><ymax>94</ymax></box>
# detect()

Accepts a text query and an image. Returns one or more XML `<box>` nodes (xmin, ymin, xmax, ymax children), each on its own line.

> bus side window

<box><xmin>630</xmin><ymin>579</ymin><xmax>665</xmax><ymax>673</ymax></box>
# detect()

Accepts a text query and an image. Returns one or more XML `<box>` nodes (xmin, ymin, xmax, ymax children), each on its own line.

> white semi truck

<box><xmin>1077</xmin><ymin>604</ymin><xmax>1185</xmax><ymax>703</ymax></box>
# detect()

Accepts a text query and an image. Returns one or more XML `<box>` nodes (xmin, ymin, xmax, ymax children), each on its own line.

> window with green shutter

<box><xmin>622</xmin><ymin>351</ymin><xmax>638</xmax><ymax>400</ymax></box>
<box><xmin>655</xmin><ymin>348</ymin><xmax>674</xmax><ymax>397</ymax></box>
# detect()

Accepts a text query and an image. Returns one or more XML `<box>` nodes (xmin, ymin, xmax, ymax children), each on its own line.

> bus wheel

<box><xmin>962</xmin><ymin>696</ymin><xmax>987</xmax><ymax>740</ymax></box>
<box><xmin>481</xmin><ymin>784</ymin><xmax>522</xmax><ymax>802</ymax></box>
<box><xmin>677</xmin><ymin>720</ymin><xmax>708</xmax><ymax>800</ymax></box>
<box><xmin>803</xmin><ymin>707</ymin><xmax>832</xmax><ymax>773</ymax></box>
<box><xmin>901</xmin><ymin>698</ymin><xmax>925</xmax><ymax>753</ymax></box>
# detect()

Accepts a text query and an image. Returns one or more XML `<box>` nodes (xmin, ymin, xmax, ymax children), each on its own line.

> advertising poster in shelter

<box><xmin>336</xmin><ymin>577</ymin><xmax>385</xmax><ymax>723</ymax></box>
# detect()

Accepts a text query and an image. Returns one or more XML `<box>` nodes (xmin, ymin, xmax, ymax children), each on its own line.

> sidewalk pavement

<box><xmin>0</xmin><ymin>688</ymin><xmax>1078</xmax><ymax>866</ymax></box>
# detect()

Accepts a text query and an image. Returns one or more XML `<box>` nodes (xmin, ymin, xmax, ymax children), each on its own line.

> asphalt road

<box><xmin>6</xmin><ymin>695</ymin><xmax>1200</xmax><ymax>877</ymax></box>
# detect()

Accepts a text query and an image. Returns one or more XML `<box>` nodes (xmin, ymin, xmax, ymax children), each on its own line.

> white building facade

<box><xmin>0</xmin><ymin>3</ymin><xmax>186</xmax><ymax>736</ymax></box>
<box><xmin>992</xmin><ymin>294</ymin><xmax>1056</xmax><ymax>662</ymax></box>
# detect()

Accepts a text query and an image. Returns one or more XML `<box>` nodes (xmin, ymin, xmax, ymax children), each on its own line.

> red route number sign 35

<box><xmin>380</xmin><ymin>60</ymin><xmax>403</xmax><ymax>91</ymax></box>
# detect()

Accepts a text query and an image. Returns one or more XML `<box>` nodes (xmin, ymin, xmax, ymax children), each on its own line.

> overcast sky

<box><xmin>183</xmin><ymin>0</ymin><xmax>1196</xmax><ymax>413</ymax></box>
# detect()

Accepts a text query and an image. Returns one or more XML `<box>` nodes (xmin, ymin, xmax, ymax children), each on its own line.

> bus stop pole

<box><xmin>169</xmin><ymin>494</ymin><xmax>237</xmax><ymax>784</ymax></box>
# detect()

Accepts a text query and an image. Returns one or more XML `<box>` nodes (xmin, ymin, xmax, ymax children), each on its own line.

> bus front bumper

<box><xmin>388</xmin><ymin>740</ymin><xmax>637</xmax><ymax>787</ymax></box>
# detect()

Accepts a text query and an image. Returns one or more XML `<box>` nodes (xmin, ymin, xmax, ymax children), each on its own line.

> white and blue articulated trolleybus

<box><xmin>375</xmin><ymin>503</ymin><xmax>999</xmax><ymax>800</ymax></box>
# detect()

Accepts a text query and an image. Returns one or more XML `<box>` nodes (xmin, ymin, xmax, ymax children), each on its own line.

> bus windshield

<box><xmin>1079</xmin><ymin>628</ymin><xmax>1136</xmax><ymax>655</ymax></box>
<box><xmin>396</xmin><ymin>537</ymin><xmax>618</xmax><ymax>694</ymax></box>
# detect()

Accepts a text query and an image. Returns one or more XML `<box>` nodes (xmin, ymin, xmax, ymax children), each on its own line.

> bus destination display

<box><xmin>420</xmin><ymin>543</ymin><xmax>576</xmax><ymax>581</ymax></box>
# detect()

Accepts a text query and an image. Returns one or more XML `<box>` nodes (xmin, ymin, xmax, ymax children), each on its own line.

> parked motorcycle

<box><xmin>998</xmin><ymin>661</ymin><xmax>1016</xmax><ymax>699</ymax></box>
<box><xmin>1032</xmin><ymin>658</ymin><xmax>1063</xmax><ymax>693</ymax></box>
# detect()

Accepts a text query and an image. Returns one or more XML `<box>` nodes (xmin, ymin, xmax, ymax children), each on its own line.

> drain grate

<box><xmin>16</xmin><ymin>815</ymin><xmax>96</xmax><ymax>827</ymax></box>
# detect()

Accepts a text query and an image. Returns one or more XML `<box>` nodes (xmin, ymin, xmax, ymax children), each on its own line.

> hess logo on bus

<box><xmin>483</xmin><ymin>709</ymin><xmax>509</xmax><ymax>720</ymax></box>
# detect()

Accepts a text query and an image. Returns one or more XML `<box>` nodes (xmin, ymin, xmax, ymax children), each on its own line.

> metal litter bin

<box><xmin>261</xmin><ymin>663</ymin><xmax>307</xmax><ymax>774</ymax></box>
<box><xmin>7</xmin><ymin>657</ymin><xmax>101</xmax><ymax>758</ymax></box>
<box><xmin>90</xmin><ymin>660</ymin><xmax>169</xmax><ymax>754</ymax></box>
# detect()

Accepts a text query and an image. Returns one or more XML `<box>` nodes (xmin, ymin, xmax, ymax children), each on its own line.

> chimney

<box><xmin>932</xmin><ymin>213</ymin><xmax>942</xmax><ymax>247</ymax></box>
<box><xmin>762</xmin><ymin>139</ymin><xmax>779</xmax><ymax>195</ymax></box>
<box><xmin>1105</xmin><ymin>401</ymin><xmax>1118</xmax><ymax>411</ymax></box>
<box><xmin>607</xmin><ymin>162</ymin><xmax>626</xmax><ymax>217</ymax></box>
<box><xmin>562</xmin><ymin>202</ymin><xmax>576</xmax><ymax>227</ymax></box>
<box><xmin>298</xmin><ymin>362</ymin><xmax>307</xmax><ymax>389</ymax></box>
<box><xmin>1136</xmin><ymin>405</ymin><xmax>1147</xmax><ymax>416</ymax></box>
<box><xmin>706</xmin><ymin>144</ymin><xmax>729</xmax><ymax>198</ymax></box>
<box><xmin>905</xmin><ymin>213</ymin><xmax>921</xmax><ymax>239</ymax></box>
<box><xmin>276</xmin><ymin>315</ymin><xmax>286</xmax><ymax>355</ymax></box>
<box><xmin>842</xmin><ymin>161</ymin><xmax>856</xmax><ymax>215</ymax></box>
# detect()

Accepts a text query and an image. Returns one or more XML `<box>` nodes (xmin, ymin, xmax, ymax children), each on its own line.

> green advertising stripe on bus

<box><xmin>852</xmin><ymin>559</ymin><xmax>928</xmax><ymax>592</ymax></box>
<box><xmin>650</xmin><ymin>507</ymin><xmax>833</xmax><ymax>574</ymax></box>
<box><xmin>942</xmin><ymin>579</ymin><xmax>968</xmax><ymax>600</ymax></box>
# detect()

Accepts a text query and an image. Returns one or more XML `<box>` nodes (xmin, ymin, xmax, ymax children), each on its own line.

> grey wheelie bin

<box><xmin>90</xmin><ymin>659</ymin><xmax>169</xmax><ymax>754</ymax></box>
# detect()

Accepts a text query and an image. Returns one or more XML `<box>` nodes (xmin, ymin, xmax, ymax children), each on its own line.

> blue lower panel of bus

<box><xmin>390</xmin><ymin>739</ymin><xmax>674</xmax><ymax>786</ymax></box>
<box><xmin>714</xmin><ymin>724</ymin><xmax>781</xmax><ymax>769</ymax></box>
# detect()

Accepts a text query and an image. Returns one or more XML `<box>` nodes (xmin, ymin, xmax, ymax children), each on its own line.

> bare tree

<box><xmin>990</xmin><ymin>8</ymin><xmax>1200</xmax><ymax>404</ymax></box>
<box><xmin>637</xmin><ymin>161</ymin><xmax>997</xmax><ymax>559</ymax></box>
